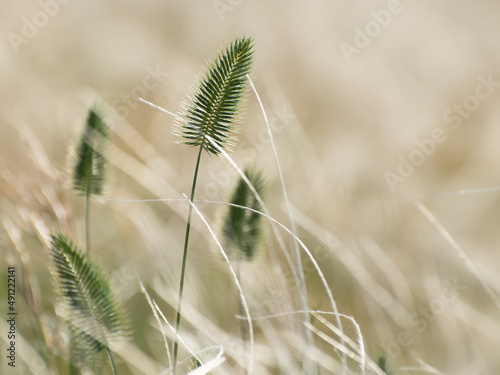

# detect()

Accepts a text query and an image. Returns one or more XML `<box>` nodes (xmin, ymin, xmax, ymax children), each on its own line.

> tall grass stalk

<box><xmin>50</xmin><ymin>234</ymin><xmax>126</xmax><ymax>375</ymax></box>
<box><xmin>73</xmin><ymin>108</ymin><xmax>109</xmax><ymax>254</ymax></box>
<box><xmin>222</xmin><ymin>169</ymin><xmax>265</xmax><ymax>351</ymax></box>
<box><xmin>172</xmin><ymin>37</ymin><xmax>254</xmax><ymax>374</ymax></box>
<box><xmin>85</xmin><ymin>190</ymin><xmax>90</xmax><ymax>254</ymax></box>
<box><xmin>173</xmin><ymin>144</ymin><xmax>203</xmax><ymax>375</ymax></box>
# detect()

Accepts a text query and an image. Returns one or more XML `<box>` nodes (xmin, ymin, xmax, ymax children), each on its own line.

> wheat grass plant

<box><xmin>222</xmin><ymin>168</ymin><xmax>264</xmax><ymax>261</ymax></box>
<box><xmin>50</xmin><ymin>234</ymin><xmax>127</xmax><ymax>375</ymax></box>
<box><xmin>172</xmin><ymin>36</ymin><xmax>254</xmax><ymax>374</ymax></box>
<box><xmin>72</xmin><ymin>108</ymin><xmax>109</xmax><ymax>254</ymax></box>
<box><xmin>221</xmin><ymin>168</ymin><xmax>264</xmax><ymax>348</ymax></box>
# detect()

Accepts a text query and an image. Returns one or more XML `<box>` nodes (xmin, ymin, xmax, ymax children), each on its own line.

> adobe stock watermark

<box><xmin>383</xmin><ymin>278</ymin><xmax>467</xmax><ymax>360</ymax></box>
<box><xmin>385</xmin><ymin>74</ymin><xmax>500</xmax><ymax>192</ymax></box>
<box><xmin>111</xmin><ymin>65</ymin><xmax>169</xmax><ymax>118</ymax></box>
<box><xmin>340</xmin><ymin>0</ymin><xmax>416</xmax><ymax>63</ymax></box>
<box><xmin>7</xmin><ymin>0</ymin><xmax>73</xmax><ymax>54</ymax></box>
<box><xmin>213</xmin><ymin>0</ymin><xmax>244</xmax><ymax>21</ymax></box>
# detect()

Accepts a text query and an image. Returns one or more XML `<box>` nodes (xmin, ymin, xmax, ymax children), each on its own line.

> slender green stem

<box><xmin>69</xmin><ymin>359</ymin><xmax>79</xmax><ymax>375</ymax></box>
<box><xmin>85</xmin><ymin>189</ymin><xmax>91</xmax><ymax>254</ymax></box>
<box><xmin>106</xmin><ymin>347</ymin><xmax>119</xmax><ymax>375</ymax></box>
<box><xmin>68</xmin><ymin>333</ymin><xmax>79</xmax><ymax>375</ymax></box>
<box><xmin>173</xmin><ymin>144</ymin><xmax>204</xmax><ymax>375</ymax></box>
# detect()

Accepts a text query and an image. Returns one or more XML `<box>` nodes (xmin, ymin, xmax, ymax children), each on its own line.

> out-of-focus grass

<box><xmin>2</xmin><ymin>1</ymin><xmax>500</xmax><ymax>374</ymax></box>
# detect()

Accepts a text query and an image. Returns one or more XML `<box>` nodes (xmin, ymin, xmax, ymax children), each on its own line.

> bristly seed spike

<box><xmin>73</xmin><ymin>108</ymin><xmax>109</xmax><ymax>196</ymax></box>
<box><xmin>223</xmin><ymin>168</ymin><xmax>265</xmax><ymax>261</ymax></box>
<box><xmin>176</xmin><ymin>37</ymin><xmax>254</xmax><ymax>155</ymax></box>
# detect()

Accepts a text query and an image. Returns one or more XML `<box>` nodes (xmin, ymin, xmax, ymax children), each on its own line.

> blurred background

<box><xmin>2</xmin><ymin>0</ymin><xmax>500</xmax><ymax>374</ymax></box>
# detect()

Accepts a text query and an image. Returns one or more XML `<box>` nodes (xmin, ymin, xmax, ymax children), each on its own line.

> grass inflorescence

<box><xmin>222</xmin><ymin>168</ymin><xmax>265</xmax><ymax>261</ymax></box>
<box><xmin>50</xmin><ymin>234</ymin><xmax>127</xmax><ymax>375</ymax></box>
<box><xmin>72</xmin><ymin>107</ymin><xmax>109</xmax><ymax>254</ymax></box>
<box><xmin>172</xmin><ymin>36</ymin><xmax>254</xmax><ymax>375</ymax></box>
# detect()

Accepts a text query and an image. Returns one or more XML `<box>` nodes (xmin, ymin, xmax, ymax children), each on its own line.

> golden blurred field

<box><xmin>2</xmin><ymin>1</ymin><xmax>500</xmax><ymax>374</ymax></box>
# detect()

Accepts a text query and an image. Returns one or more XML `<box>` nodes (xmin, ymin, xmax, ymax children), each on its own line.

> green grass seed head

<box><xmin>176</xmin><ymin>36</ymin><xmax>254</xmax><ymax>155</ymax></box>
<box><xmin>73</xmin><ymin>108</ymin><xmax>109</xmax><ymax>196</ymax></box>
<box><xmin>223</xmin><ymin>168</ymin><xmax>265</xmax><ymax>261</ymax></box>
<box><xmin>50</xmin><ymin>234</ymin><xmax>127</xmax><ymax>367</ymax></box>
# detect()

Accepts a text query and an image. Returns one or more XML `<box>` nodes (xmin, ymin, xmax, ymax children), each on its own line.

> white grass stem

<box><xmin>139</xmin><ymin>280</ymin><xmax>172</xmax><ymax>368</ymax></box>
<box><xmin>186</xmin><ymin>196</ymin><xmax>255</xmax><ymax>375</ymax></box>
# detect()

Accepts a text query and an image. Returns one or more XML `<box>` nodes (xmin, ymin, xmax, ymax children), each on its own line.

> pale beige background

<box><xmin>1</xmin><ymin>1</ymin><xmax>500</xmax><ymax>374</ymax></box>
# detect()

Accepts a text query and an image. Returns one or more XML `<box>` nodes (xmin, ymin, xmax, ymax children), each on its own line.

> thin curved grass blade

<box><xmin>50</xmin><ymin>234</ymin><xmax>127</xmax><ymax>366</ymax></box>
<box><xmin>223</xmin><ymin>168</ymin><xmax>264</xmax><ymax>260</ymax></box>
<box><xmin>177</xmin><ymin>37</ymin><xmax>254</xmax><ymax>155</ymax></box>
<box><xmin>73</xmin><ymin>108</ymin><xmax>109</xmax><ymax>195</ymax></box>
